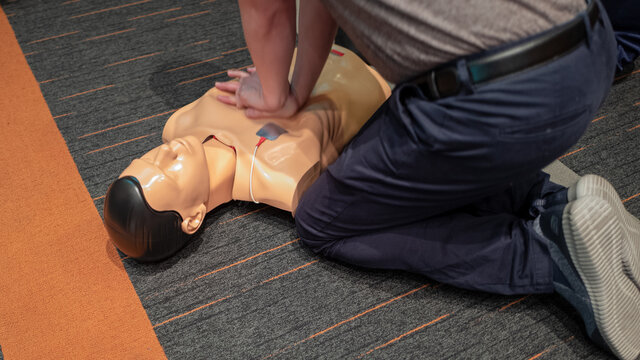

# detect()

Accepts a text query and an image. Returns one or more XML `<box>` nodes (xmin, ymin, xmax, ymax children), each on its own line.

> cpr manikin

<box><xmin>103</xmin><ymin>46</ymin><xmax>391</xmax><ymax>261</ymax></box>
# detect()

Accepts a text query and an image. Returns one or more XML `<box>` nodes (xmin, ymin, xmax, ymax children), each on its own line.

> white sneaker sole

<box><xmin>569</xmin><ymin>174</ymin><xmax>640</xmax><ymax>289</ymax></box>
<box><xmin>563</xmin><ymin>195</ymin><xmax>640</xmax><ymax>360</ymax></box>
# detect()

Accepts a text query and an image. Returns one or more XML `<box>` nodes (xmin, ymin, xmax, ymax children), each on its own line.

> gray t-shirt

<box><xmin>322</xmin><ymin>0</ymin><xmax>587</xmax><ymax>83</ymax></box>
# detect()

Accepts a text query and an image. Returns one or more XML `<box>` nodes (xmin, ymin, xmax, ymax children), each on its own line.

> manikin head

<box><xmin>103</xmin><ymin>136</ymin><xmax>210</xmax><ymax>261</ymax></box>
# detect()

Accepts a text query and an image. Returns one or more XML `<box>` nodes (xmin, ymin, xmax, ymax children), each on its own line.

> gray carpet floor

<box><xmin>3</xmin><ymin>0</ymin><xmax>638</xmax><ymax>358</ymax></box>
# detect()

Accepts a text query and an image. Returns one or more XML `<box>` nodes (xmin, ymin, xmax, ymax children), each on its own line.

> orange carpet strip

<box><xmin>0</xmin><ymin>8</ymin><xmax>166</xmax><ymax>359</ymax></box>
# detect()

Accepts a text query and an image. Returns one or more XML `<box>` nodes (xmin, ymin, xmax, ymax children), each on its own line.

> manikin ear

<box><xmin>181</xmin><ymin>203</ymin><xmax>207</xmax><ymax>234</ymax></box>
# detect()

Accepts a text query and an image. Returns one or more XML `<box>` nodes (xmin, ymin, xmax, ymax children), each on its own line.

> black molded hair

<box><xmin>103</xmin><ymin>176</ymin><xmax>191</xmax><ymax>262</ymax></box>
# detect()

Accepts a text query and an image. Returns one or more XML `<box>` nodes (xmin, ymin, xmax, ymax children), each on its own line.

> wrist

<box><xmin>261</xmin><ymin>81</ymin><xmax>291</xmax><ymax>111</ymax></box>
<box><xmin>290</xmin><ymin>83</ymin><xmax>306</xmax><ymax>109</ymax></box>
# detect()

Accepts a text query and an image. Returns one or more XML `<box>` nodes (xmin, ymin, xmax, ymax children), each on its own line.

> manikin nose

<box><xmin>154</xmin><ymin>143</ymin><xmax>178</xmax><ymax>167</ymax></box>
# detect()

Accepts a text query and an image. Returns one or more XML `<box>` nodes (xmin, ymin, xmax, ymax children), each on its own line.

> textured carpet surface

<box><xmin>2</xmin><ymin>0</ymin><xmax>638</xmax><ymax>358</ymax></box>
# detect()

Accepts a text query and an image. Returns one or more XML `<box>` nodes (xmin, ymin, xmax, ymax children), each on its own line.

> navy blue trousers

<box><xmin>601</xmin><ymin>0</ymin><xmax>640</xmax><ymax>70</ymax></box>
<box><xmin>295</xmin><ymin>5</ymin><xmax>617</xmax><ymax>295</ymax></box>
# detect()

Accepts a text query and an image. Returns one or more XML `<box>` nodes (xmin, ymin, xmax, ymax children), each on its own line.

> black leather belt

<box><xmin>413</xmin><ymin>0</ymin><xmax>600</xmax><ymax>100</ymax></box>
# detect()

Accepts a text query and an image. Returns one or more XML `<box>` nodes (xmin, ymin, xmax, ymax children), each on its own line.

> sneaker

<box><xmin>539</xmin><ymin>202</ymin><xmax>608</xmax><ymax>351</ymax></box>
<box><xmin>569</xmin><ymin>175</ymin><xmax>640</xmax><ymax>291</ymax></box>
<box><xmin>562</xmin><ymin>191</ymin><xmax>640</xmax><ymax>360</ymax></box>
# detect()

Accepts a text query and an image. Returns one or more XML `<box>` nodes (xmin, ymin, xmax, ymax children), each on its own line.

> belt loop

<box><xmin>581</xmin><ymin>1</ymin><xmax>593</xmax><ymax>48</ymax></box>
<box><xmin>455</xmin><ymin>58</ymin><xmax>474</xmax><ymax>94</ymax></box>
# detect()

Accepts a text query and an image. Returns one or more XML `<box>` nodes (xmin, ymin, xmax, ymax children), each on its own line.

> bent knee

<box><xmin>294</xmin><ymin>208</ymin><xmax>338</xmax><ymax>254</ymax></box>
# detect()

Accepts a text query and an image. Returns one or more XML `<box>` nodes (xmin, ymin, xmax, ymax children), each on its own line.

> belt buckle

<box><xmin>428</xmin><ymin>66</ymin><xmax>460</xmax><ymax>100</ymax></box>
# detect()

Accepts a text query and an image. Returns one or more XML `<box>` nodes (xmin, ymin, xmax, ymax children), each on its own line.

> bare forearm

<box><xmin>238</xmin><ymin>0</ymin><xmax>297</xmax><ymax>111</ymax></box>
<box><xmin>291</xmin><ymin>0</ymin><xmax>338</xmax><ymax>106</ymax></box>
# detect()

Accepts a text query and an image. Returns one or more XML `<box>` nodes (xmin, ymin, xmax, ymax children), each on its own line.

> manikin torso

<box><xmin>124</xmin><ymin>46</ymin><xmax>390</xmax><ymax>216</ymax></box>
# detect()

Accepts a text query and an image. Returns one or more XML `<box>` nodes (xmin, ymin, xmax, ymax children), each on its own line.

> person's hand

<box><xmin>215</xmin><ymin>68</ymin><xmax>300</xmax><ymax>119</ymax></box>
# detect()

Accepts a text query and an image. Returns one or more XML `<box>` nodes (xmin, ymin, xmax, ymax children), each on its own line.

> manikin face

<box><xmin>120</xmin><ymin>135</ymin><xmax>210</xmax><ymax>234</ymax></box>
